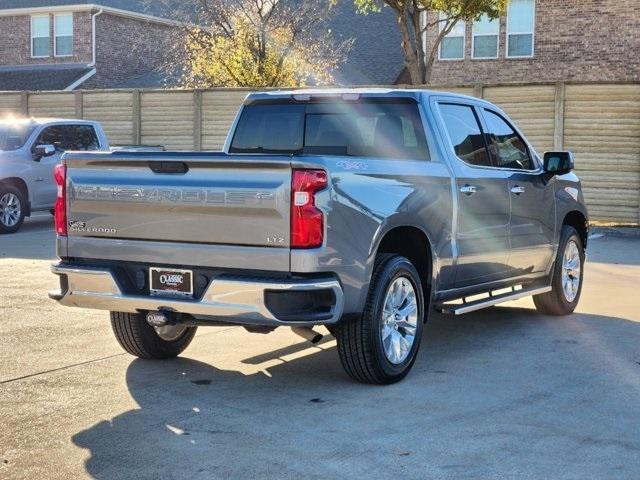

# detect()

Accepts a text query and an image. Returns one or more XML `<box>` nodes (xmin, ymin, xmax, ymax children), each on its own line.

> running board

<box><xmin>437</xmin><ymin>286</ymin><xmax>552</xmax><ymax>315</ymax></box>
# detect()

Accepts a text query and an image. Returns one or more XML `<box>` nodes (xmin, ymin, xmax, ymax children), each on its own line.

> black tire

<box><xmin>533</xmin><ymin>225</ymin><xmax>585</xmax><ymax>316</ymax></box>
<box><xmin>0</xmin><ymin>184</ymin><xmax>26</xmax><ymax>234</ymax></box>
<box><xmin>110</xmin><ymin>311</ymin><xmax>197</xmax><ymax>359</ymax></box>
<box><xmin>334</xmin><ymin>254</ymin><xmax>425</xmax><ymax>384</ymax></box>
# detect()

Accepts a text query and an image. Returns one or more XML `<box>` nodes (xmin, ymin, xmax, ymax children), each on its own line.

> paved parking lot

<box><xmin>1</xmin><ymin>216</ymin><xmax>639</xmax><ymax>479</ymax></box>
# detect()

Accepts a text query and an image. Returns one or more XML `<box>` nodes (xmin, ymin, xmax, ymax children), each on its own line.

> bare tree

<box><xmin>147</xmin><ymin>0</ymin><xmax>353</xmax><ymax>87</ymax></box>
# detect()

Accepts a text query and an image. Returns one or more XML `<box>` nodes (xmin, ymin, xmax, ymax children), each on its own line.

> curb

<box><xmin>591</xmin><ymin>226</ymin><xmax>640</xmax><ymax>239</ymax></box>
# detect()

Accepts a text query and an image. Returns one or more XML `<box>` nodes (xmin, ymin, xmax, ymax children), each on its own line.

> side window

<box><xmin>34</xmin><ymin>125</ymin><xmax>100</xmax><ymax>152</ymax></box>
<box><xmin>507</xmin><ymin>0</ymin><xmax>535</xmax><ymax>57</ymax></box>
<box><xmin>31</xmin><ymin>15</ymin><xmax>50</xmax><ymax>58</ymax></box>
<box><xmin>439</xmin><ymin>14</ymin><xmax>465</xmax><ymax>60</ymax></box>
<box><xmin>483</xmin><ymin>110</ymin><xmax>533</xmax><ymax>170</ymax></box>
<box><xmin>473</xmin><ymin>14</ymin><xmax>499</xmax><ymax>58</ymax></box>
<box><xmin>35</xmin><ymin>126</ymin><xmax>66</xmax><ymax>152</ymax></box>
<box><xmin>54</xmin><ymin>13</ymin><xmax>74</xmax><ymax>57</ymax></box>
<box><xmin>62</xmin><ymin>125</ymin><xmax>100</xmax><ymax>151</ymax></box>
<box><xmin>439</xmin><ymin>103</ymin><xmax>492</xmax><ymax>167</ymax></box>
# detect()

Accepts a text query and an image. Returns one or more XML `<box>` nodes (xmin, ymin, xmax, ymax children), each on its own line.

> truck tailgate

<box><xmin>64</xmin><ymin>153</ymin><xmax>291</xmax><ymax>249</ymax></box>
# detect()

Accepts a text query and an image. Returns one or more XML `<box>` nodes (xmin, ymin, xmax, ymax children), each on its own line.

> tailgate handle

<box><xmin>149</xmin><ymin>161</ymin><xmax>189</xmax><ymax>174</ymax></box>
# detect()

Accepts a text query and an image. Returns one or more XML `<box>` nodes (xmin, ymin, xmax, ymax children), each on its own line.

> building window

<box><xmin>439</xmin><ymin>16</ymin><xmax>465</xmax><ymax>60</ymax></box>
<box><xmin>54</xmin><ymin>13</ymin><xmax>74</xmax><ymax>57</ymax></box>
<box><xmin>507</xmin><ymin>0</ymin><xmax>535</xmax><ymax>57</ymax></box>
<box><xmin>472</xmin><ymin>14</ymin><xmax>499</xmax><ymax>59</ymax></box>
<box><xmin>31</xmin><ymin>15</ymin><xmax>50</xmax><ymax>58</ymax></box>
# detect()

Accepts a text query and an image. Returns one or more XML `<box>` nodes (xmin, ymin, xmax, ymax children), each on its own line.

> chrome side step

<box><xmin>437</xmin><ymin>285</ymin><xmax>552</xmax><ymax>315</ymax></box>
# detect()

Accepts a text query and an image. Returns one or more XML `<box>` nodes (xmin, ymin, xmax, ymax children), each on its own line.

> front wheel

<box><xmin>0</xmin><ymin>185</ymin><xmax>26</xmax><ymax>234</ymax></box>
<box><xmin>533</xmin><ymin>225</ymin><xmax>585</xmax><ymax>316</ymax></box>
<box><xmin>335</xmin><ymin>254</ymin><xmax>425</xmax><ymax>384</ymax></box>
<box><xmin>110</xmin><ymin>311</ymin><xmax>197</xmax><ymax>359</ymax></box>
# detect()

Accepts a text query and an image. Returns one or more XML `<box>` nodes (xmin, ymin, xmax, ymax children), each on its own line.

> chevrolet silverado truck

<box><xmin>0</xmin><ymin>118</ymin><xmax>109</xmax><ymax>233</ymax></box>
<box><xmin>49</xmin><ymin>89</ymin><xmax>588</xmax><ymax>384</ymax></box>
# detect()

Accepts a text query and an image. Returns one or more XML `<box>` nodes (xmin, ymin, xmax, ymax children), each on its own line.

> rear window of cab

<box><xmin>230</xmin><ymin>99</ymin><xmax>429</xmax><ymax>161</ymax></box>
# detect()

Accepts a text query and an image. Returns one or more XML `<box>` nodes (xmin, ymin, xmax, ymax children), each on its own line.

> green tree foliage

<box><xmin>346</xmin><ymin>0</ymin><xmax>506</xmax><ymax>84</ymax></box>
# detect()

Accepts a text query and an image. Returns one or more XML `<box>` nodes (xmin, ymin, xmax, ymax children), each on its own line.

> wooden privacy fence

<box><xmin>0</xmin><ymin>83</ymin><xmax>639</xmax><ymax>224</ymax></box>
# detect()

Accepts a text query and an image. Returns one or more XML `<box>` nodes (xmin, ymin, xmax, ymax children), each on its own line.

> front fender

<box><xmin>0</xmin><ymin>152</ymin><xmax>33</xmax><ymax>203</ymax></box>
<box><xmin>553</xmin><ymin>172</ymin><xmax>589</xmax><ymax>245</ymax></box>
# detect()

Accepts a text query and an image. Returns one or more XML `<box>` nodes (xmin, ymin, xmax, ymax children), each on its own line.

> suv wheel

<box><xmin>335</xmin><ymin>254</ymin><xmax>425</xmax><ymax>384</ymax></box>
<box><xmin>110</xmin><ymin>311</ymin><xmax>197</xmax><ymax>359</ymax></box>
<box><xmin>0</xmin><ymin>185</ymin><xmax>26</xmax><ymax>234</ymax></box>
<box><xmin>533</xmin><ymin>225</ymin><xmax>585</xmax><ymax>316</ymax></box>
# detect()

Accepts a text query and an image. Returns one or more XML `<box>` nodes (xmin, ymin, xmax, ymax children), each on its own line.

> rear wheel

<box><xmin>533</xmin><ymin>225</ymin><xmax>585</xmax><ymax>316</ymax></box>
<box><xmin>110</xmin><ymin>311</ymin><xmax>197</xmax><ymax>359</ymax></box>
<box><xmin>335</xmin><ymin>254</ymin><xmax>425</xmax><ymax>384</ymax></box>
<box><xmin>0</xmin><ymin>185</ymin><xmax>26</xmax><ymax>234</ymax></box>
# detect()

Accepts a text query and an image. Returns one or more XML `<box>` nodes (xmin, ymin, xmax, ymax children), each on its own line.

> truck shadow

<box><xmin>71</xmin><ymin>306</ymin><xmax>640</xmax><ymax>479</ymax></box>
<box><xmin>0</xmin><ymin>215</ymin><xmax>55</xmax><ymax>260</ymax></box>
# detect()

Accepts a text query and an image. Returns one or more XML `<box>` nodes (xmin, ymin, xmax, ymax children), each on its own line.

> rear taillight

<box><xmin>291</xmin><ymin>169</ymin><xmax>327</xmax><ymax>249</ymax></box>
<box><xmin>54</xmin><ymin>163</ymin><xmax>67</xmax><ymax>236</ymax></box>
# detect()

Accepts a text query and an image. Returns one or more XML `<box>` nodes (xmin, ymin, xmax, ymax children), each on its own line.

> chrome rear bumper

<box><xmin>50</xmin><ymin>264</ymin><xmax>344</xmax><ymax>326</ymax></box>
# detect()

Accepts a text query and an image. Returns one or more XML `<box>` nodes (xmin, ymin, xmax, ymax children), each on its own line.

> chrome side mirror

<box><xmin>32</xmin><ymin>144</ymin><xmax>56</xmax><ymax>161</ymax></box>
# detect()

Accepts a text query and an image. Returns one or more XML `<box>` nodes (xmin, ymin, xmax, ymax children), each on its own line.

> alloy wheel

<box><xmin>0</xmin><ymin>193</ymin><xmax>21</xmax><ymax>227</ymax></box>
<box><xmin>380</xmin><ymin>276</ymin><xmax>419</xmax><ymax>364</ymax></box>
<box><xmin>561</xmin><ymin>240</ymin><xmax>581</xmax><ymax>302</ymax></box>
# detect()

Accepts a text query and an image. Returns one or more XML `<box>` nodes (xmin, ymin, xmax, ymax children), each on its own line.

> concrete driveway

<box><xmin>1</xmin><ymin>216</ymin><xmax>639</xmax><ymax>479</ymax></box>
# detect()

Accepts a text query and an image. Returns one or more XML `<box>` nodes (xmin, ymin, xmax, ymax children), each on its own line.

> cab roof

<box><xmin>0</xmin><ymin>117</ymin><xmax>97</xmax><ymax>126</ymax></box>
<box><xmin>245</xmin><ymin>88</ymin><xmax>481</xmax><ymax>104</ymax></box>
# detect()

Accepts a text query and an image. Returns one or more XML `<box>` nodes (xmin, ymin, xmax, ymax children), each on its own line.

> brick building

<box><xmin>0</xmin><ymin>1</ymin><xmax>403</xmax><ymax>91</ymax></box>
<box><xmin>0</xmin><ymin>1</ymin><xmax>179</xmax><ymax>90</ymax></box>
<box><xmin>416</xmin><ymin>0</ymin><xmax>640</xmax><ymax>85</ymax></box>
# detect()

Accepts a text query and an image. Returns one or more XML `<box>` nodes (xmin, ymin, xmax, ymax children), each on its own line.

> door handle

<box><xmin>510</xmin><ymin>185</ymin><xmax>526</xmax><ymax>195</ymax></box>
<box><xmin>460</xmin><ymin>185</ymin><xmax>477</xmax><ymax>195</ymax></box>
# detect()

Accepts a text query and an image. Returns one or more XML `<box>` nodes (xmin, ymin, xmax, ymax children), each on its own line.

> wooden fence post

<box><xmin>74</xmin><ymin>91</ymin><xmax>83</xmax><ymax>119</ymax></box>
<box><xmin>553</xmin><ymin>82</ymin><xmax>566</xmax><ymax>151</ymax></box>
<box><xmin>20</xmin><ymin>92</ymin><xmax>29</xmax><ymax>117</ymax></box>
<box><xmin>132</xmin><ymin>90</ymin><xmax>141</xmax><ymax>145</ymax></box>
<box><xmin>193</xmin><ymin>90</ymin><xmax>203</xmax><ymax>151</ymax></box>
<box><xmin>473</xmin><ymin>84</ymin><xmax>484</xmax><ymax>99</ymax></box>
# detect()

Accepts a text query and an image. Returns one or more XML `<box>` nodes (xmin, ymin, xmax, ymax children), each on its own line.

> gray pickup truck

<box><xmin>0</xmin><ymin>118</ymin><xmax>109</xmax><ymax>233</ymax></box>
<box><xmin>50</xmin><ymin>89</ymin><xmax>588</xmax><ymax>384</ymax></box>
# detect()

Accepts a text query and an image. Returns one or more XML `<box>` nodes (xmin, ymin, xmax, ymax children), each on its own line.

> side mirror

<box><xmin>32</xmin><ymin>144</ymin><xmax>56</xmax><ymax>161</ymax></box>
<box><xmin>543</xmin><ymin>151</ymin><xmax>574</xmax><ymax>176</ymax></box>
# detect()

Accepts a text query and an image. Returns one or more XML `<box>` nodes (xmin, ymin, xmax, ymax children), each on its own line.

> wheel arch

<box><xmin>374</xmin><ymin>225</ymin><xmax>434</xmax><ymax>314</ymax></box>
<box><xmin>562</xmin><ymin>210</ymin><xmax>588</xmax><ymax>250</ymax></box>
<box><xmin>0</xmin><ymin>177</ymin><xmax>30</xmax><ymax>216</ymax></box>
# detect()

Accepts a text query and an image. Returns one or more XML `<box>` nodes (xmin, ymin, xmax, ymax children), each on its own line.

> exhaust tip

<box><xmin>292</xmin><ymin>327</ymin><xmax>323</xmax><ymax>344</ymax></box>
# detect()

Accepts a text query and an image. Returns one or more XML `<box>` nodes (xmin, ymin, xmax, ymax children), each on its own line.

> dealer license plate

<box><xmin>149</xmin><ymin>267</ymin><xmax>193</xmax><ymax>298</ymax></box>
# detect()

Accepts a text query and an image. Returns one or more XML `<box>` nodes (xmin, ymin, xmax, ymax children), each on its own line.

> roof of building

<box><xmin>0</xmin><ymin>64</ymin><xmax>93</xmax><ymax>91</ymax></box>
<box><xmin>326</xmin><ymin>2</ymin><xmax>403</xmax><ymax>85</ymax></box>
<box><xmin>113</xmin><ymin>70</ymin><xmax>176</xmax><ymax>89</ymax></box>
<box><xmin>0</xmin><ymin>1</ymin><xmax>169</xmax><ymax>16</ymax></box>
